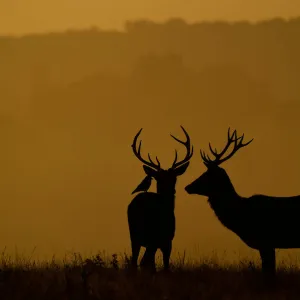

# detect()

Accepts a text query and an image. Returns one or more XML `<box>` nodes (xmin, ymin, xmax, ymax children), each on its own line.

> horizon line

<box><xmin>2</xmin><ymin>15</ymin><xmax>300</xmax><ymax>38</ymax></box>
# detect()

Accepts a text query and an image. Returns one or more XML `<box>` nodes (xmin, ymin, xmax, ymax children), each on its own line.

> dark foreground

<box><xmin>0</xmin><ymin>253</ymin><xmax>300</xmax><ymax>300</ymax></box>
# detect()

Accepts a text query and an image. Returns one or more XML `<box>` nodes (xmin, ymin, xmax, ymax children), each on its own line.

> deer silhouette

<box><xmin>128</xmin><ymin>126</ymin><xmax>193</xmax><ymax>272</ymax></box>
<box><xmin>185</xmin><ymin>128</ymin><xmax>300</xmax><ymax>275</ymax></box>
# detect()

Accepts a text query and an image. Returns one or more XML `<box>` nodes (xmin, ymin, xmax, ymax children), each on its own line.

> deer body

<box><xmin>185</xmin><ymin>128</ymin><xmax>300</xmax><ymax>274</ymax></box>
<box><xmin>205</xmin><ymin>178</ymin><xmax>300</xmax><ymax>250</ymax></box>
<box><xmin>128</xmin><ymin>126</ymin><xmax>193</xmax><ymax>272</ymax></box>
<box><xmin>128</xmin><ymin>192</ymin><xmax>175</xmax><ymax>248</ymax></box>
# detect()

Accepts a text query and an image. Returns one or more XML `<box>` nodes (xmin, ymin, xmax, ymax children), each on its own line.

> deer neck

<box><xmin>208</xmin><ymin>179</ymin><xmax>242</xmax><ymax>231</ymax></box>
<box><xmin>209</xmin><ymin>175</ymin><xmax>240</xmax><ymax>202</ymax></box>
<box><xmin>157</xmin><ymin>190</ymin><xmax>176</xmax><ymax>211</ymax></box>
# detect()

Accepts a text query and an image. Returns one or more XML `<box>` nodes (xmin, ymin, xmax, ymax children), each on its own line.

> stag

<box><xmin>128</xmin><ymin>126</ymin><xmax>193</xmax><ymax>272</ymax></box>
<box><xmin>185</xmin><ymin>128</ymin><xmax>300</xmax><ymax>275</ymax></box>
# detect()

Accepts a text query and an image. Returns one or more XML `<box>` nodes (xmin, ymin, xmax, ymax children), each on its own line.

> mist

<box><xmin>1</xmin><ymin>18</ymin><xmax>300</xmax><ymax>262</ymax></box>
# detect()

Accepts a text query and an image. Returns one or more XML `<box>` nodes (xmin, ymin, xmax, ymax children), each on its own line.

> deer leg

<box><xmin>259</xmin><ymin>248</ymin><xmax>276</xmax><ymax>275</ymax></box>
<box><xmin>140</xmin><ymin>246</ymin><xmax>157</xmax><ymax>273</ymax></box>
<box><xmin>130</xmin><ymin>241</ymin><xmax>141</xmax><ymax>270</ymax></box>
<box><xmin>148</xmin><ymin>248</ymin><xmax>157</xmax><ymax>272</ymax></box>
<box><xmin>161</xmin><ymin>241</ymin><xmax>172</xmax><ymax>271</ymax></box>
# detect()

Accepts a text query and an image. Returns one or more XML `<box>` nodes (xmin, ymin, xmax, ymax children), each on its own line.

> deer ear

<box><xmin>174</xmin><ymin>162</ymin><xmax>190</xmax><ymax>176</ymax></box>
<box><xmin>143</xmin><ymin>165</ymin><xmax>157</xmax><ymax>178</ymax></box>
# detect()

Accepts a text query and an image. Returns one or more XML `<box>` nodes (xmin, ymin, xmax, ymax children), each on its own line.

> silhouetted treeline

<box><xmin>0</xmin><ymin>18</ymin><xmax>300</xmax><ymax>124</ymax></box>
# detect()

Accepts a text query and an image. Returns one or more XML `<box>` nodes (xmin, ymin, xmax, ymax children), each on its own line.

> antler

<box><xmin>201</xmin><ymin>128</ymin><xmax>253</xmax><ymax>167</ymax></box>
<box><xmin>132</xmin><ymin>128</ymin><xmax>161</xmax><ymax>170</ymax></box>
<box><xmin>171</xmin><ymin>126</ymin><xmax>194</xmax><ymax>169</ymax></box>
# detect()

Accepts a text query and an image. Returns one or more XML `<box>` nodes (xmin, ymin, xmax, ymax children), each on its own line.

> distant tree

<box><xmin>124</xmin><ymin>19</ymin><xmax>156</xmax><ymax>33</ymax></box>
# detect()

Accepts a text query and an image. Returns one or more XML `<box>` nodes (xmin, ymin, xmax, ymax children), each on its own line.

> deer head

<box><xmin>185</xmin><ymin>128</ymin><xmax>253</xmax><ymax>197</ymax></box>
<box><xmin>132</xmin><ymin>126</ymin><xmax>193</xmax><ymax>195</ymax></box>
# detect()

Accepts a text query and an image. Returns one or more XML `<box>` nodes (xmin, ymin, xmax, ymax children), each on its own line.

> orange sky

<box><xmin>1</xmin><ymin>0</ymin><xmax>300</xmax><ymax>35</ymax></box>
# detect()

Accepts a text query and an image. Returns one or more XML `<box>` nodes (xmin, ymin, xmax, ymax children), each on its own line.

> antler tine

<box><xmin>148</xmin><ymin>153</ymin><xmax>161</xmax><ymax>169</ymax></box>
<box><xmin>236</xmin><ymin>132</ymin><xmax>254</xmax><ymax>148</ymax></box>
<box><xmin>131</xmin><ymin>128</ymin><xmax>161</xmax><ymax>170</ymax></box>
<box><xmin>200</xmin><ymin>149</ymin><xmax>207</xmax><ymax>163</ymax></box>
<box><xmin>214</xmin><ymin>130</ymin><xmax>254</xmax><ymax>166</ymax></box>
<box><xmin>207</xmin><ymin>128</ymin><xmax>237</xmax><ymax>161</ymax></box>
<box><xmin>201</xmin><ymin>128</ymin><xmax>253</xmax><ymax>167</ymax></box>
<box><xmin>155</xmin><ymin>156</ymin><xmax>161</xmax><ymax>165</ymax></box>
<box><xmin>242</xmin><ymin>138</ymin><xmax>254</xmax><ymax>147</ymax></box>
<box><xmin>171</xmin><ymin>126</ymin><xmax>194</xmax><ymax>169</ymax></box>
<box><xmin>172</xmin><ymin>149</ymin><xmax>178</xmax><ymax>166</ymax></box>
<box><xmin>221</xmin><ymin>128</ymin><xmax>238</xmax><ymax>156</ymax></box>
<box><xmin>200</xmin><ymin>149</ymin><xmax>212</xmax><ymax>164</ymax></box>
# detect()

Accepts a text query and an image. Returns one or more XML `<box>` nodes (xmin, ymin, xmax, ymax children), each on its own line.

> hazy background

<box><xmin>1</xmin><ymin>1</ymin><xmax>300</xmax><ymax>263</ymax></box>
<box><xmin>1</xmin><ymin>0</ymin><xmax>300</xmax><ymax>35</ymax></box>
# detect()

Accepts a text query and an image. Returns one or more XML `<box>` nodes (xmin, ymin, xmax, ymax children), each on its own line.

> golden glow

<box><xmin>1</xmin><ymin>1</ymin><xmax>300</xmax><ymax>262</ymax></box>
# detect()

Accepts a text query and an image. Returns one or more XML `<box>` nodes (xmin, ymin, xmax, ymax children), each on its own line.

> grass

<box><xmin>0</xmin><ymin>249</ymin><xmax>300</xmax><ymax>299</ymax></box>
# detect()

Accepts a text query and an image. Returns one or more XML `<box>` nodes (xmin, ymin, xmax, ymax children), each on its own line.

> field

<box><xmin>0</xmin><ymin>250</ymin><xmax>300</xmax><ymax>300</ymax></box>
